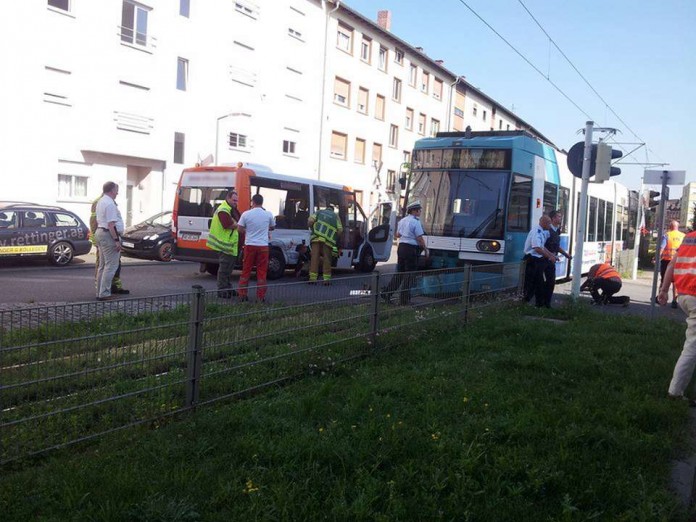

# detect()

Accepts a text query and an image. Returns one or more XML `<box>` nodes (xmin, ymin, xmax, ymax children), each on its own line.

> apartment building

<box><xmin>2</xmin><ymin>0</ymin><xmax>543</xmax><ymax>227</ymax></box>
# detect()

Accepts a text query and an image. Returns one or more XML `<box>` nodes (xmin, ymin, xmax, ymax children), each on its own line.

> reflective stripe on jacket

<box><xmin>594</xmin><ymin>263</ymin><xmax>621</xmax><ymax>282</ymax></box>
<box><xmin>89</xmin><ymin>196</ymin><xmax>99</xmax><ymax>245</ymax></box>
<box><xmin>310</xmin><ymin>209</ymin><xmax>341</xmax><ymax>247</ymax></box>
<box><xmin>662</xmin><ymin>230</ymin><xmax>685</xmax><ymax>261</ymax></box>
<box><xmin>207</xmin><ymin>201</ymin><xmax>239</xmax><ymax>256</ymax></box>
<box><xmin>674</xmin><ymin>232</ymin><xmax>696</xmax><ymax>297</ymax></box>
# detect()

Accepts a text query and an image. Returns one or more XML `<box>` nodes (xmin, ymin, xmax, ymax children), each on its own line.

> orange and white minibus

<box><xmin>172</xmin><ymin>165</ymin><xmax>396</xmax><ymax>279</ymax></box>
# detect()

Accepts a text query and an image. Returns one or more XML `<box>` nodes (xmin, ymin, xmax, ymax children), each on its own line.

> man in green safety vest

<box><xmin>90</xmin><ymin>194</ymin><xmax>129</xmax><ymax>294</ymax></box>
<box><xmin>207</xmin><ymin>189</ymin><xmax>240</xmax><ymax>298</ymax></box>
<box><xmin>307</xmin><ymin>204</ymin><xmax>342</xmax><ymax>285</ymax></box>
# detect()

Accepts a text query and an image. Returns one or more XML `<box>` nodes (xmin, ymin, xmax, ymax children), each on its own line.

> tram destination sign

<box><xmin>412</xmin><ymin>148</ymin><xmax>510</xmax><ymax>170</ymax></box>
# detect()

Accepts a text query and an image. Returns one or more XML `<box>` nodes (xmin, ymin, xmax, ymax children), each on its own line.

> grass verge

<box><xmin>0</xmin><ymin>303</ymin><xmax>692</xmax><ymax>521</ymax></box>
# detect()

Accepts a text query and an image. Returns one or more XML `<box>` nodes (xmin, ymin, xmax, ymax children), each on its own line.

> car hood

<box><xmin>122</xmin><ymin>224</ymin><xmax>172</xmax><ymax>240</ymax></box>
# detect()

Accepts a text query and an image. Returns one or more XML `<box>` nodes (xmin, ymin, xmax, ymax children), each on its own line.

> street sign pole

<box><xmin>570</xmin><ymin>121</ymin><xmax>594</xmax><ymax>299</ymax></box>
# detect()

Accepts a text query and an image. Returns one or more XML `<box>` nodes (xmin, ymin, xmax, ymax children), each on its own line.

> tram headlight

<box><xmin>476</xmin><ymin>240</ymin><xmax>501</xmax><ymax>253</ymax></box>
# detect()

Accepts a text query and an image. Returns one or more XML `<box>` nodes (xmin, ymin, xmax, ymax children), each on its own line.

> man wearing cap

<box><xmin>382</xmin><ymin>200</ymin><xmax>428</xmax><ymax>305</ymax></box>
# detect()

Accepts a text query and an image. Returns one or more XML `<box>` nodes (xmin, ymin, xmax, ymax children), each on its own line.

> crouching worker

<box><xmin>580</xmin><ymin>262</ymin><xmax>630</xmax><ymax>306</ymax></box>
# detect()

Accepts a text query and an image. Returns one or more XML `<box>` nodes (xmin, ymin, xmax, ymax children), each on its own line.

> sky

<box><xmin>344</xmin><ymin>0</ymin><xmax>696</xmax><ymax>192</ymax></box>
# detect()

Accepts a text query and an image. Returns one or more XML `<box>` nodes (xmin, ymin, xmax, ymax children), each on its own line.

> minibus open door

<box><xmin>367</xmin><ymin>201</ymin><xmax>396</xmax><ymax>262</ymax></box>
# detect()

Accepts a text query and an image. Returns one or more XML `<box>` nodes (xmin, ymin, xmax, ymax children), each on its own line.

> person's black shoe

<box><xmin>217</xmin><ymin>289</ymin><xmax>238</xmax><ymax>298</ymax></box>
<box><xmin>111</xmin><ymin>288</ymin><xmax>130</xmax><ymax>294</ymax></box>
<box><xmin>672</xmin><ymin>300</ymin><xmax>679</xmax><ymax>309</ymax></box>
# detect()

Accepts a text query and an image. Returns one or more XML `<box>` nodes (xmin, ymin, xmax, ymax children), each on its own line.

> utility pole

<box><xmin>570</xmin><ymin>121</ymin><xmax>594</xmax><ymax>298</ymax></box>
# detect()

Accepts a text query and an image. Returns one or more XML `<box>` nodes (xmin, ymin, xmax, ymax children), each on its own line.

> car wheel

<box><xmin>267</xmin><ymin>249</ymin><xmax>286</xmax><ymax>280</ymax></box>
<box><xmin>205</xmin><ymin>263</ymin><xmax>219</xmax><ymax>276</ymax></box>
<box><xmin>49</xmin><ymin>241</ymin><xmax>74</xmax><ymax>266</ymax></box>
<box><xmin>356</xmin><ymin>246</ymin><xmax>376</xmax><ymax>273</ymax></box>
<box><xmin>157</xmin><ymin>242</ymin><xmax>173</xmax><ymax>262</ymax></box>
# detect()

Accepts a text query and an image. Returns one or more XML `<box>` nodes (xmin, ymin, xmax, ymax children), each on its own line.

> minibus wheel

<box><xmin>267</xmin><ymin>249</ymin><xmax>286</xmax><ymax>280</ymax></box>
<box><xmin>356</xmin><ymin>246</ymin><xmax>376</xmax><ymax>272</ymax></box>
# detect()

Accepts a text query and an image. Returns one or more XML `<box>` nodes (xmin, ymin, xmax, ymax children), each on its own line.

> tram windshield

<box><xmin>410</xmin><ymin>170</ymin><xmax>508</xmax><ymax>239</ymax></box>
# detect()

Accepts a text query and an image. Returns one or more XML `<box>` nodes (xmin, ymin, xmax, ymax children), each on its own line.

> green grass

<box><xmin>0</xmin><ymin>302</ymin><xmax>692</xmax><ymax>520</ymax></box>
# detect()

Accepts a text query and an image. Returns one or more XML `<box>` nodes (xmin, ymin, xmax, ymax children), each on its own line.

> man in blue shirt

<box><xmin>382</xmin><ymin>200</ymin><xmax>428</xmax><ymax>305</ymax></box>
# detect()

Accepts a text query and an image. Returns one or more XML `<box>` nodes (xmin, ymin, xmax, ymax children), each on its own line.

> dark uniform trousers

<box><xmin>524</xmin><ymin>255</ymin><xmax>550</xmax><ymax>307</ymax></box>
<box><xmin>384</xmin><ymin>243</ymin><xmax>420</xmax><ymax>305</ymax></box>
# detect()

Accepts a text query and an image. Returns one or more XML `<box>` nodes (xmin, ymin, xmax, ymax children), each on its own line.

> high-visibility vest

<box><xmin>89</xmin><ymin>196</ymin><xmax>100</xmax><ymax>245</ymax></box>
<box><xmin>206</xmin><ymin>201</ymin><xmax>239</xmax><ymax>256</ymax></box>
<box><xmin>594</xmin><ymin>263</ymin><xmax>621</xmax><ymax>281</ymax></box>
<box><xmin>310</xmin><ymin>209</ymin><xmax>340</xmax><ymax>248</ymax></box>
<box><xmin>662</xmin><ymin>229</ymin><xmax>685</xmax><ymax>261</ymax></box>
<box><xmin>674</xmin><ymin>232</ymin><xmax>696</xmax><ymax>297</ymax></box>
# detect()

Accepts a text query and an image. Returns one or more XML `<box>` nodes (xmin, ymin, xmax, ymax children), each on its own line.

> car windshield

<box><xmin>144</xmin><ymin>212</ymin><xmax>172</xmax><ymax>227</ymax></box>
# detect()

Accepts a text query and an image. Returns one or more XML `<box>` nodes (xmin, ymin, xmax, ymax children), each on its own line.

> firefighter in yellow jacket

<box><xmin>307</xmin><ymin>204</ymin><xmax>342</xmax><ymax>285</ymax></box>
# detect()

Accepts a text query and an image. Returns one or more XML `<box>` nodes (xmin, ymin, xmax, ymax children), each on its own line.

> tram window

<box><xmin>587</xmin><ymin>196</ymin><xmax>597</xmax><ymax>242</ymax></box>
<box><xmin>597</xmin><ymin>200</ymin><xmax>606</xmax><ymax>241</ymax></box>
<box><xmin>507</xmin><ymin>174</ymin><xmax>532</xmax><ymax>232</ymax></box>
<box><xmin>543</xmin><ymin>182</ymin><xmax>558</xmax><ymax>216</ymax></box>
<box><xmin>605</xmin><ymin>202</ymin><xmax>614</xmax><ymax>241</ymax></box>
<box><xmin>559</xmin><ymin>188</ymin><xmax>570</xmax><ymax>233</ymax></box>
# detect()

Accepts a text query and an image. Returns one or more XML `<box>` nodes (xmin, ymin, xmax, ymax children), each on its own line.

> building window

<box><xmin>389</xmin><ymin>124</ymin><xmax>399</xmax><ymax>148</ymax></box>
<box><xmin>454</xmin><ymin>107</ymin><xmax>464</xmax><ymax>118</ymax></box>
<box><xmin>337</xmin><ymin>23</ymin><xmax>353</xmax><ymax>54</ymax></box>
<box><xmin>499</xmin><ymin>119</ymin><xmax>503</xmax><ymax>130</ymax></box>
<box><xmin>177</xmin><ymin>58</ymin><xmax>188</xmax><ymax>91</ymax></box>
<box><xmin>375</xmin><ymin>94</ymin><xmax>385</xmax><ymax>120</ymax></box>
<box><xmin>360</xmin><ymin>36</ymin><xmax>371</xmax><ymax>63</ymax></box>
<box><xmin>378</xmin><ymin>46</ymin><xmax>388</xmax><ymax>72</ymax></box>
<box><xmin>121</xmin><ymin>1</ymin><xmax>150</xmax><ymax>47</ymax></box>
<box><xmin>403</xmin><ymin>150</ymin><xmax>411</xmax><ymax>164</ymax></box>
<box><xmin>433</xmin><ymin>78</ymin><xmax>443</xmax><ymax>100</ymax></box>
<box><xmin>330</xmin><ymin>131</ymin><xmax>347</xmax><ymax>159</ymax></box>
<box><xmin>354</xmin><ymin>138</ymin><xmax>366</xmax><ymax>164</ymax></box>
<box><xmin>372</xmin><ymin>143</ymin><xmax>382</xmax><ymax>167</ymax></box>
<box><xmin>229</xmin><ymin>132</ymin><xmax>249</xmax><ymax>149</ymax></box>
<box><xmin>333</xmin><ymin>77</ymin><xmax>350</xmax><ymax>107</ymax></box>
<box><xmin>507</xmin><ymin>124</ymin><xmax>511</xmax><ymax>130</ymax></box>
<box><xmin>174</xmin><ymin>132</ymin><xmax>185</xmax><ymax>164</ymax></box>
<box><xmin>180</xmin><ymin>0</ymin><xmax>190</xmax><ymax>17</ymax></box>
<box><xmin>357</xmin><ymin>87</ymin><xmax>369</xmax><ymax>114</ymax></box>
<box><xmin>283</xmin><ymin>140</ymin><xmax>296</xmax><ymax>155</ymax></box>
<box><xmin>409</xmin><ymin>64</ymin><xmax>417</xmax><ymax>87</ymax></box>
<box><xmin>473</xmin><ymin>106</ymin><xmax>478</xmax><ymax>117</ymax></box>
<box><xmin>58</xmin><ymin>174</ymin><xmax>88</xmax><ymax>199</ymax></box>
<box><xmin>418</xmin><ymin>113</ymin><xmax>426</xmax><ymax>135</ymax></box>
<box><xmin>392</xmin><ymin>78</ymin><xmax>402</xmax><ymax>102</ymax></box>
<box><xmin>48</xmin><ymin>0</ymin><xmax>70</xmax><ymax>11</ymax></box>
<box><xmin>235</xmin><ymin>1</ymin><xmax>258</xmax><ymax>19</ymax></box>
<box><xmin>405</xmin><ymin>107</ymin><xmax>414</xmax><ymax>130</ymax></box>
<box><xmin>482</xmin><ymin>110</ymin><xmax>487</xmax><ymax>121</ymax></box>
<box><xmin>288</xmin><ymin>27</ymin><xmax>303</xmax><ymax>40</ymax></box>
<box><xmin>420</xmin><ymin>71</ymin><xmax>429</xmax><ymax>93</ymax></box>
<box><xmin>386</xmin><ymin>170</ymin><xmax>397</xmax><ymax>193</ymax></box>
<box><xmin>430</xmin><ymin>118</ymin><xmax>440</xmax><ymax>137</ymax></box>
<box><xmin>394</xmin><ymin>48</ymin><xmax>404</xmax><ymax>65</ymax></box>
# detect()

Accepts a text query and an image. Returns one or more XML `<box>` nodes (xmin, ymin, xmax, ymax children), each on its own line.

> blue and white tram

<box><xmin>408</xmin><ymin>131</ymin><xmax>637</xmax><ymax>292</ymax></box>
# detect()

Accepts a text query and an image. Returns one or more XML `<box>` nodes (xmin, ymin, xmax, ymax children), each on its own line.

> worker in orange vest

<box><xmin>580</xmin><ymin>262</ymin><xmax>629</xmax><ymax>306</ymax></box>
<box><xmin>660</xmin><ymin>220</ymin><xmax>685</xmax><ymax>308</ymax></box>
<box><xmin>659</xmin><ymin>231</ymin><xmax>696</xmax><ymax>405</ymax></box>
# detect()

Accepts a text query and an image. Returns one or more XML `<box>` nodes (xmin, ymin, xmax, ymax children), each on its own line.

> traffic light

<box><xmin>593</xmin><ymin>142</ymin><xmax>623</xmax><ymax>181</ymax></box>
<box><xmin>648</xmin><ymin>190</ymin><xmax>661</xmax><ymax>211</ymax></box>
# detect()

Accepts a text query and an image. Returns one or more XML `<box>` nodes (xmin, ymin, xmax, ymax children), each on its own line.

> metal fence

<box><xmin>0</xmin><ymin>263</ymin><xmax>523</xmax><ymax>464</ymax></box>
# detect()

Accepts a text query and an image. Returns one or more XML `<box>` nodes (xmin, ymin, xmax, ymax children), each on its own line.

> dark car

<box><xmin>0</xmin><ymin>201</ymin><xmax>92</xmax><ymax>266</ymax></box>
<box><xmin>120</xmin><ymin>211</ymin><xmax>173</xmax><ymax>262</ymax></box>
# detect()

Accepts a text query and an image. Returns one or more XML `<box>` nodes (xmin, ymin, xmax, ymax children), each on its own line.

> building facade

<box><xmin>2</xmin><ymin>0</ymin><xmax>540</xmax><ymax>227</ymax></box>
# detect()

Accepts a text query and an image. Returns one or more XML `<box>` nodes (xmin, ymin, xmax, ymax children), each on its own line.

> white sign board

<box><xmin>644</xmin><ymin>170</ymin><xmax>686</xmax><ymax>185</ymax></box>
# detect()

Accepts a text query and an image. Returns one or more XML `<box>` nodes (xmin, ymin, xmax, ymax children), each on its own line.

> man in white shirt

<box><xmin>94</xmin><ymin>181</ymin><xmax>125</xmax><ymax>300</ymax></box>
<box><xmin>522</xmin><ymin>215</ymin><xmax>556</xmax><ymax>307</ymax></box>
<box><xmin>237</xmin><ymin>194</ymin><xmax>276</xmax><ymax>302</ymax></box>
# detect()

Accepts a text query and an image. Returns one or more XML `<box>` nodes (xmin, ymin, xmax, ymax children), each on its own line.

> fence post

<box><xmin>369</xmin><ymin>272</ymin><xmax>380</xmax><ymax>348</ymax></box>
<box><xmin>461</xmin><ymin>264</ymin><xmax>472</xmax><ymax>324</ymax></box>
<box><xmin>186</xmin><ymin>285</ymin><xmax>205</xmax><ymax>408</ymax></box>
<box><xmin>517</xmin><ymin>260</ymin><xmax>527</xmax><ymax>297</ymax></box>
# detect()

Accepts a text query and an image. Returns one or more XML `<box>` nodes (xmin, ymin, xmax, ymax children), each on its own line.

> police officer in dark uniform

<box><xmin>543</xmin><ymin>210</ymin><xmax>571</xmax><ymax>307</ymax></box>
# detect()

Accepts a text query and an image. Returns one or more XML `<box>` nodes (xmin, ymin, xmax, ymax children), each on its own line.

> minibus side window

<box><xmin>251</xmin><ymin>178</ymin><xmax>310</xmax><ymax>230</ymax></box>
